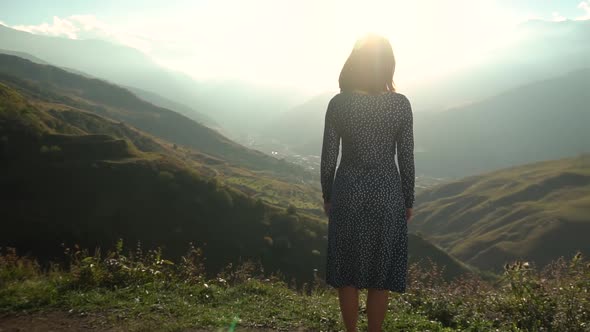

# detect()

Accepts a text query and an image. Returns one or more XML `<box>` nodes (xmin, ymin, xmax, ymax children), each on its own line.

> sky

<box><xmin>1</xmin><ymin>0</ymin><xmax>589</xmax><ymax>93</ymax></box>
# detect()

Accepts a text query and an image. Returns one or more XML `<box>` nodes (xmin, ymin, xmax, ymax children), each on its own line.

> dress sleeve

<box><xmin>396</xmin><ymin>96</ymin><xmax>415</xmax><ymax>209</ymax></box>
<box><xmin>320</xmin><ymin>99</ymin><xmax>340</xmax><ymax>203</ymax></box>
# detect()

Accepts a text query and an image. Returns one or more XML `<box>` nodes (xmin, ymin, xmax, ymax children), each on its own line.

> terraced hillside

<box><xmin>411</xmin><ymin>155</ymin><xmax>590</xmax><ymax>271</ymax></box>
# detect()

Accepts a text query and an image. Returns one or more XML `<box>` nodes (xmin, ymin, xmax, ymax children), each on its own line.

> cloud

<box><xmin>519</xmin><ymin>2</ymin><xmax>590</xmax><ymax>23</ymax></box>
<box><xmin>551</xmin><ymin>12</ymin><xmax>567</xmax><ymax>22</ymax></box>
<box><xmin>13</xmin><ymin>16</ymin><xmax>80</xmax><ymax>39</ymax></box>
<box><xmin>577</xmin><ymin>1</ymin><xmax>590</xmax><ymax>20</ymax></box>
<box><xmin>10</xmin><ymin>15</ymin><xmax>152</xmax><ymax>53</ymax></box>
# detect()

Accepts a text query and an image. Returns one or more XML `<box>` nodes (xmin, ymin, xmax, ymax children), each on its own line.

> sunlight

<box><xmin>1</xmin><ymin>1</ymin><xmax>589</xmax><ymax>330</ymax></box>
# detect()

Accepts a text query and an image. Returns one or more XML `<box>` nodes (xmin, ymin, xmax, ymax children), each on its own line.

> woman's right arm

<box><xmin>397</xmin><ymin>96</ymin><xmax>415</xmax><ymax>212</ymax></box>
<box><xmin>320</xmin><ymin>99</ymin><xmax>340</xmax><ymax>209</ymax></box>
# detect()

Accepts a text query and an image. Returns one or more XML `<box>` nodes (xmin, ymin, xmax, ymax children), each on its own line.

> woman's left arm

<box><xmin>397</xmin><ymin>96</ymin><xmax>415</xmax><ymax>211</ymax></box>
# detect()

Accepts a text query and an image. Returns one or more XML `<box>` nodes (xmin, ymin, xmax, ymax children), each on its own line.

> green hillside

<box><xmin>0</xmin><ymin>81</ymin><xmax>328</xmax><ymax>284</ymax></box>
<box><xmin>0</xmin><ymin>57</ymin><xmax>326</xmax><ymax>215</ymax></box>
<box><xmin>410</xmin><ymin>155</ymin><xmax>590</xmax><ymax>271</ymax></box>
<box><xmin>0</xmin><ymin>53</ymin><xmax>309</xmax><ymax>179</ymax></box>
<box><xmin>0</xmin><ymin>48</ymin><xmax>215</xmax><ymax>127</ymax></box>
<box><xmin>0</xmin><ymin>82</ymin><xmax>471</xmax><ymax>286</ymax></box>
<box><xmin>407</xmin><ymin>233</ymin><xmax>471</xmax><ymax>280</ymax></box>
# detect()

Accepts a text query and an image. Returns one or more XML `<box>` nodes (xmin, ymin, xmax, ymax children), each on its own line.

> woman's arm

<box><xmin>397</xmin><ymin>96</ymin><xmax>415</xmax><ymax>210</ymax></box>
<box><xmin>320</xmin><ymin>99</ymin><xmax>341</xmax><ymax>206</ymax></box>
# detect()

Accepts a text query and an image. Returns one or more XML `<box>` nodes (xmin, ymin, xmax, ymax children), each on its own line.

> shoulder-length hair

<box><xmin>339</xmin><ymin>34</ymin><xmax>396</xmax><ymax>94</ymax></box>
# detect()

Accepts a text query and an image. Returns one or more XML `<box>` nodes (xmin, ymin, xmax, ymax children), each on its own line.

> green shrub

<box><xmin>39</xmin><ymin>145</ymin><xmax>61</xmax><ymax>154</ymax></box>
<box><xmin>157</xmin><ymin>170</ymin><xmax>175</xmax><ymax>182</ymax></box>
<box><xmin>0</xmin><ymin>248</ymin><xmax>40</xmax><ymax>285</ymax></box>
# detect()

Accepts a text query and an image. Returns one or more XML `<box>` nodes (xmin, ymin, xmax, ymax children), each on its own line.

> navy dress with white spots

<box><xmin>321</xmin><ymin>91</ymin><xmax>415</xmax><ymax>293</ymax></box>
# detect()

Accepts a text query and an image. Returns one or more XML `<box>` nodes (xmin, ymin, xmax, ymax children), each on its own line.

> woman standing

<box><xmin>321</xmin><ymin>34</ymin><xmax>415</xmax><ymax>332</ymax></box>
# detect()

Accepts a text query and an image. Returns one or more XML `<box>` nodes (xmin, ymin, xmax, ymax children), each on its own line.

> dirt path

<box><xmin>0</xmin><ymin>312</ymin><xmax>116</xmax><ymax>332</ymax></box>
<box><xmin>0</xmin><ymin>312</ymin><xmax>307</xmax><ymax>332</ymax></box>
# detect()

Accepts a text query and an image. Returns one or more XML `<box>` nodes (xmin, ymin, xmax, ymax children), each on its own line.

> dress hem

<box><xmin>325</xmin><ymin>279</ymin><xmax>406</xmax><ymax>293</ymax></box>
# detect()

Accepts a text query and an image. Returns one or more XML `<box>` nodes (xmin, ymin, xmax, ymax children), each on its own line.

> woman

<box><xmin>320</xmin><ymin>34</ymin><xmax>415</xmax><ymax>332</ymax></box>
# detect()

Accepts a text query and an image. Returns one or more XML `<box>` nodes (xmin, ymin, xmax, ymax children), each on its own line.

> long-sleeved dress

<box><xmin>320</xmin><ymin>91</ymin><xmax>415</xmax><ymax>292</ymax></box>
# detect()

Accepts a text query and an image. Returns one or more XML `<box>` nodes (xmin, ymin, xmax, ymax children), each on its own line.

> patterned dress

<box><xmin>321</xmin><ymin>91</ymin><xmax>415</xmax><ymax>292</ymax></box>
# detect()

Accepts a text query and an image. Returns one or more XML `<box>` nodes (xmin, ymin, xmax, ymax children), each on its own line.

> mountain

<box><xmin>262</xmin><ymin>69</ymin><xmax>590</xmax><ymax>179</ymax></box>
<box><xmin>410</xmin><ymin>155</ymin><xmax>590</xmax><ymax>271</ymax></box>
<box><xmin>4</xmin><ymin>20</ymin><xmax>586</xmax><ymax>142</ymax></box>
<box><xmin>0</xmin><ymin>46</ymin><xmax>217</xmax><ymax>129</ymax></box>
<box><xmin>125</xmin><ymin>85</ymin><xmax>219</xmax><ymax>128</ymax></box>
<box><xmin>0</xmin><ymin>82</ymin><xmax>471</xmax><ymax>282</ymax></box>
<box><xmin>0</xmin><ymin>53</ymin><xmax>311</xmax><ymax>179</ymax></box>
<box><xmin>0</xmin><ymin>25</ymin><xmax>306</xmax><ymax>137</ymax></box>
<box><xmin>0</xmin><ymin>54</ymin><xmax>327</xmax><ymax>220</ymax></box>
<box><xmin>261</xmin><ymin>92</ymin><xmax>334</xmax><ymax>155</ymax></box>
<box><xmin>0</xmin><ymin>24</ymin><xmax>206</xmax><ymax>122</ymax></box>
<box><xmin>0</xmin><ymin>48</ymin><xmax>49</xmax><ymax>64</ymax></box>
<box><xmin>260</xmin><ymin>21</ymin><xmax>590</xmax><ymax>161</ymax></box>
<box><xmin>415</xmin><ymin>68</ymin><xmax>590</xmax><ymax>177</ymax></box>
<box><xmin>408</xmin><ymin>19</ymin><xmax>590</xmax><ymax>112</ymax></box>
<box><xmin>190</xmin><ymin>80</ymin><xmax>306</xmax><ymax>138</ymax></box>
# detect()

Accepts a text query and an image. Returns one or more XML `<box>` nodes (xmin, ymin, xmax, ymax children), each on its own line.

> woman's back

<box><xmin>321</xmin><ymin>91</ymin><xmax>414</xmax><ymax>210</ymax></box>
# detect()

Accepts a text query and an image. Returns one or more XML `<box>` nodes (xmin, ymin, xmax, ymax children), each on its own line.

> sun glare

<box><xmin>3</xmin><ymin>0</ymin><xmax>521</xmax><ymax>94</ymax></box>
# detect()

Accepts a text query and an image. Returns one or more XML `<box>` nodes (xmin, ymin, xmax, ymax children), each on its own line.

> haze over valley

<box><xmin>1</xmin><ymin>1</ymin><xmax>589</xmax><ymax>330</ymax></box>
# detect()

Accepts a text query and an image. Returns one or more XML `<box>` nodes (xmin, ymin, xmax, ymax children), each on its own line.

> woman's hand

<box><xmin>324</xmin><ymin>201</ymin><xmax>332</xmax><ymax>217</ymax></box>
<box><xmin>406</xmin><ymin>208</ymin><xmax>413</xmax><ymax>222</ymax></box>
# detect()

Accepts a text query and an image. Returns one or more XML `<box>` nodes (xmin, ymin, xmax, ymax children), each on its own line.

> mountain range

<box><xmin>0</xmin><ymin>70</ymin><xmax>469</xmax><ymax>282</ymax></box>
<box><xmin>407</xmin><ymin>19</ymin><xmax>590</xmax><ymax>112</ymax></box>
<box><xmin>1</xmin><ymin>18</ymin><xmax>588</xmax><ymax>280</ymax></box>
<box><xmin>0</xmin><ymin>24</ymin><xmax>306</xmax><ymax>139</ymax></box>
<box><xmin>258</xmin><ymin>20</ymin><xmax>590</xmax><ymax>178</ymax></box>
<box><xmin>0</xmin><ymin>53</ymin><xmax>308</xmax><ymax>176</ymax></box>
<box><xmin>260</xmin><ymin>68</ymin><xmax>590</xmax><ymax>178</ymax></box>
<box><xmin>414</xmin><ymin>68</ymin><xmax>590</xmax><ymax>177</ymax></box>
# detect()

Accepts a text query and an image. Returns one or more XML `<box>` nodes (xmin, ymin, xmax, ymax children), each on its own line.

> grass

<box><xmin>1</xmin><ymin>245</ymin><xmax>589</xmax><ymax>332</ymax></box>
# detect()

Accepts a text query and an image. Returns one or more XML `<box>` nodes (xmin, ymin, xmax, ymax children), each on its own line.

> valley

<box><xmin>0</xmin><ymin>56</ymin><xmax>469</xmax><ymax>287</ymax></box>
<box><xmin>1</xmin><ymin>6</ymin><xmax>590</xmax><ymax>330</ymax></box>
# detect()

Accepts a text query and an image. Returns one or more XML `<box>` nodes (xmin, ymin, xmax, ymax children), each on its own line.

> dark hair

<box><xmin>338</xmin><ymin>34</ymin><xmax>396</xmax><ymax>94</ymax></box>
